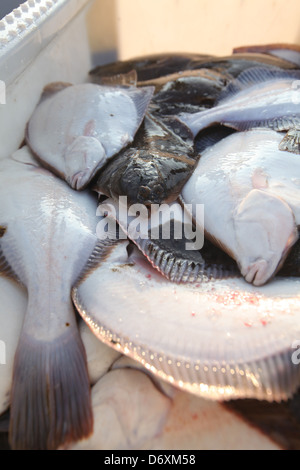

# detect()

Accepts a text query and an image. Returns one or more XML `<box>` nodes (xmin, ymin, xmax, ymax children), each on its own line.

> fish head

<box><xmin>234</xmin><ymin>189</ymin><xmax>298</xmax><ymax>286</ymax></box>
<box><xmin>113</xmin><ymin>151</ymin><xmax>169</xmax><ymax>206</ymax></box>
<box><xmin>65</xmin><ymin>136</ymin><xmax>107</xmax><ymax>191</ymax></box>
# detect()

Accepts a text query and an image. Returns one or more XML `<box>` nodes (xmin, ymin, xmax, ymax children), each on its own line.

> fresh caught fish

<box><xmin>26</xmin><ymin>82</ymin><xmax>154</xmax><ymax>190</ymax></box>
<box><xmin>233</xmin><ymin>43</ymin><xmax>300</xmax><ymax>67</ymax></box>
<box><xmin>96</xmin><ymin>196</ymin><xmax>239</xmax><ymax>282</ymax></box>
<box><xmin>89</xmin><ymin>52</ymin><xmax>213</xmax><ymax>82</ymax></box>
<box><xmin>90</xmin><ymin>51</ymin><xmax>297</xmax><ymax>84</ymax></box>
<box><xmin>177</xmin><ymin>67</ymin><xmax>300</xmax><ymax>153</ymax></box>
<box><xmin>181</xmin><ymin>129</ymin><xmax>300</xmax><ymax>286</ymax></box>
<box><xmin>139</xmin><ymin>68</ymin><xmax>228</xmax><ymax>116</ymax></box>
<box><xmin>72</xmin><ymin>239</ymin><xmax>300</xmax><ymax>403</ymax></box>
<box><xmin>0</xmin><ymin>146</ymin><xmax>102</xmax><ymax>450</ymax></box>
<box><xmin>94</xmin><ymin>112</ymin><xmax>197</xmax><ymax>206</ymax></box>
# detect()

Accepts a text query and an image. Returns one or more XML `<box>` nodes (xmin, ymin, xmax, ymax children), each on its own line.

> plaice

<box><xmin>72</xmin><ymin>240</ymin><xmax>300</xmax><ymax>403</ymax></box>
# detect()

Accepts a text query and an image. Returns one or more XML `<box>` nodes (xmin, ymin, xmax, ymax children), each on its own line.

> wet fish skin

<box><xmin>26</xmin><ymin>82</ymin><xmax>154</xmax><ymax>191</ymax></box>
<box><xmin>72</xmin><ymin>239</ymin><xmax>300</xmax><ymax>404</ymax></box>
<box><xmin>138</xmin><ymin>68</ymin><xmax>228</xmax><ymax>116</ymax></box>
<box><xmin>89</xmin><ymin>52</ymin><xmax>214</xmax><ymax>82</ymax></box>
<box><xmin>181</xmin><ymin>129</ymin><xmax>300</xmax><ymax>286</ymax></box>
<box><xmin>95</xmin><ymin>113</ymin><xmax>197</xmax><ymax>206</ymax></box>
<box><xmin>233</xmin><ymin>43</ymin><xmax>300</xmax><ymax>67</ymax></box>
<box><xmin>0</xmin><ymin>147</ymin><xmax>99</xmax><ymax>450</ymax></box>
<box><xmin>178</xmin><ymin>67</ymin><xmax>300</xmax><ymax>153</ymax></box>
<box><xmin>96</xmin><ymin>197</ymin><xmax>239</xmax><ymax>283</ymax></box>
<box><xmin>89</xmin><ymin>51</ymin><xmax>297</xmax><ymax>84</ymax></box>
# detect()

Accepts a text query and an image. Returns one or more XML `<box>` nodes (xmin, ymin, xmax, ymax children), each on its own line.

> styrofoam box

<box><xmin>0</xmin><ymin>0</ymin><xmax>93</xmax><ymax>160</ymax></box>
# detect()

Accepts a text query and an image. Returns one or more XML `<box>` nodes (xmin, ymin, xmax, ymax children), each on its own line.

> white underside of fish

<box><xmin>181</xmin><ymin>129</ymin><xmax>300</xmax><ymax>286</ymax></box>
<box><xmin>73</xmin><ymin>240</ymin><xmax>300</xmax><ymax>403</ymax></box>
<box><xmin>178</xmin><ymin>67</ymin><xmax>300</xmax><ymax>146</ymax></box>
<box><xmin>0</xmin><ymin>146</ymin><xmax>100</xmax><ymax>449</ymax></box>
<box><xmin>26</xmin><ymin>82</ymin><xmax>154</xmax><ymax>190</ymax></box>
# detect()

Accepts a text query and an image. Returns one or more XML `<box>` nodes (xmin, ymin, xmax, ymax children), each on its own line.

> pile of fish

<box><xmin>1</xmin><ymin>43</ymin><xmax>300</xmax><ymax>450</ymax></box>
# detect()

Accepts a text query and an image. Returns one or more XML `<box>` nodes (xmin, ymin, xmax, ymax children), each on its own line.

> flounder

<box><xmin>233</xmin><ymin>43</ymin><xmax>300</xmax><ymax>67</ymax></box>
<box><xmin>72</xmin><ymin>239</ymin><xmax>300</xmax><ymax>403</ymax></box>
<box><xmin>94</xmin><ymin>112</ymin><xmax>197</xmax><ymax>206</ymax></box>
<box><xmin>177</xmin><ymin>66</ymin><xmax>300</xmax><ymax>154</ymax></box>
<box><xmin>0</xmin><ymin>146</ymin><xmax>106</xmax><ymax>450</ymax></box>
<box><xmin>181</xmin><ymin>129</ymin><xmax>300</xmax><ymax>286</ymax></box>
<box><xmin>26</xmin><ymin>82</ymin><xmax>154</xmax><ymax>190</ymax></box>
<box><xmin>90</xmin><ymin>51</ymin><xmax>298</xmax><ymax>84</ymax></box>
<box><xmin>95</xmin><ymin>197</ymin><xmax>239</xmax><ymax>283</ymax></box>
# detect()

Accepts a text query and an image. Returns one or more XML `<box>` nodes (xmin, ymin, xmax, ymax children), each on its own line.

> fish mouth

<box><xmin>242</xmin><ymin>259</ymin><xmax>270</xmax><ymax>286</ymax></box>
<box><xmin>241</xmin><ymin>244</ymin><xmax>297</xmax><ymax>287</ymax></box>
<box><xmin>69</xmin><ymin>166</ymin><xmax>101</xmax><ymax>191</ymax></box>
<box><xmin>69</xmin><ymin>171</ymin><xmax>90</xmax><ymax>190</ymax></box>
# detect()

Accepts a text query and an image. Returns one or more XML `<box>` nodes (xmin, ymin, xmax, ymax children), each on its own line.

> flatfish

<box><xmin>181</xmin><ymin>129</ymin><xmax>300</xmax><ymax>286</ymax></box>
<box><xmin>26</xmin><ymin>82</ymin><xmax>154</xmax><ymax>190</ymax></box>
<box><xmin>178</xmin><ymin>67</ymin><xmax>300</xmax><ymax>153</ymax></box>
<box><xmin>0</xmin><ymin>147</ymin><xmax>102</xmax><ymax>450</ymax></box>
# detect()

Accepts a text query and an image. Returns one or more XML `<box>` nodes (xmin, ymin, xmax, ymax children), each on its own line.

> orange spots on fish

<box><xmin>215</xmin><ymin>291</ymin><xmax>260</xmax><ymax>306</ymax></box>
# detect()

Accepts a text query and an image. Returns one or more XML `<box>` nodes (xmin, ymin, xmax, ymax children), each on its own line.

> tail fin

<box><xmin>9</xmin><ymin>325</ymin><xmax>93</xmax><ymax>450</ymax></box>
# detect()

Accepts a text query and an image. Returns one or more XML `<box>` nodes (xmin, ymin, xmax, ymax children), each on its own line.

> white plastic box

<box><xmin>0</xmin><ymin>0</ymin><xmax>93</xmax><ymax>160</ymax></box>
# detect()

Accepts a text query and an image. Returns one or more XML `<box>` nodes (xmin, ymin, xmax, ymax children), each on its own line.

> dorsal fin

<box><xmin>93</xmin><ymin>70</ymin><xmax>138</xmax><ymax>87</ymax></box>
<box><xmin>233</xmin><ymin>43</ymin><xmax>300</xmax><ymax>67</ymax></box>
<box><xmin>0</xmin><ymin>248</ymin><xmax>21</xmax><ymax>283</ymax></box>
<box><xmin>40</xmin><ymin>82</ymin><xmax>73</xmax><ymax>101</ymax></box>
<box><xmin>218</xmin><ymin>66</ymin><xmax>300</xmax><ymax>104</ymax></box>
<box><xmin>195</xmin><ymin>126</ymin><xmax>236</xmax><ymax>154</ymax></box>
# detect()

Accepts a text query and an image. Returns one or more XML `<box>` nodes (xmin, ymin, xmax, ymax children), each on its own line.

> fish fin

<box><xmin>279</xmin><ymin>129</ymin><xmax>300</xmax><ymax>154</ymax></box>
<box><xmin>233</xmin><ymin>43</ymin><xmax>300</xmax><ymax>67</ymax></box>
<box><xmin>9</xmin><ymin>325</ymin><xmax>93</xmax><ymax>450</ymax></box>
<box><xmin>0</xmin><ymin>246</ymin><xmax>21</xmax><ymax>283</ymax></box>
<box><xmin>194</xmin><ymin>125</ymin><xmax>237</xmax><ymax>154</ymax></box>
<box><xmin>41</xmin><ymin>82</ymin><xmax>73</xmax><ymax>101</ymax></box>
<box><xmin>160</xmin><ymin>115</ymin><xmax>195</xmax><ymax>144</ymax></box>
<box><xmin>135</xmin><ymin>234</ymin><xmax>239</xmax><ymax>283</ymax></box>
<box><xmin>75</xmin><ymin>234</ymin><xmax>123</xmax><ymax>285</ymax></box>
<box><xmin>92</xmin><ymin>69</ymin><xmax>138</xmax><ymax>87</ymax></box>
<box><xmin>65</xmin><ymin>136</ymin><xmax>107</xmax><ymax>190</ymax></box>
<box><xmin>233</xmin><ymin>43</ymin><xmax>300</xmax><ymax>54</ymax></box>
<box><xmin>222</xmin><ymin>116</ymin><xmax>300</xmax><ymax>132</ymax></box>
<box><xmin>218</xmin><ymin>66</ymin><xmax>300</xmax><ymax>104</ymax></box>
<box><xmin>11</xmin><ymin>145</ymin><xmax>40</xmax><ymax>167</ymax></box>
<box><xmin>126</xmin><ymin>86</ymin><xmax>155</xmax><ymax>126</ymax></box>
<box><xmin>234</xmin><ymin>189</ymin><xmax>298</xmax><ymax>286</ymax></box>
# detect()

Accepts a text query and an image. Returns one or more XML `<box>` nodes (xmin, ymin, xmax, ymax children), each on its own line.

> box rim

<box><xmin>0</xmin><ymin>0</ymin><xmax>93</xmax><ymax>85</ymax></box>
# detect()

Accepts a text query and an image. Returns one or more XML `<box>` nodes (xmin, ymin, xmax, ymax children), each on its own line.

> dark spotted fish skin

<box><xmin>279</xmin><ymin>237</ymin><xmax>300</xmax><ymax>277</ymax></box>
<box><xmin>90</xmin><ymin>51</ymin><xmax>298</xmax><ymax>84</ymax></box>
<box><xmin>94</xmin><ymin>112</ymin><xmax>197</xmax><ymax>206</ymax></box>
<box><xmin>140</xmin><ymin>68</ymin><xmax>228</xmax><ymax>116</ymax></box>
<box><xmin>90</xmin><ymin>52</ymin><xmax>213</xmax><ymax>82</ymax></box>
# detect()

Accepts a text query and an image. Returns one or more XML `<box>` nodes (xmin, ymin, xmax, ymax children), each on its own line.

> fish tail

<box><xmin>9</xmin><ymin>322</ymin><xmax>93</xmax><ymax>450</ymax></box>
<box><xmin>178</xmin><ymin>109</ymin><xmax>214</xmax><ymax>137</ymax></box>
